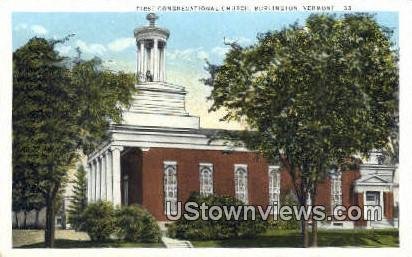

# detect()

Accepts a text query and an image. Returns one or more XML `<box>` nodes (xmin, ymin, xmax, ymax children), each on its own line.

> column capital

<box><xmin>110</xmin><ymin>146</ymin><xmax>124</xmax><ymax>152</ymax></box>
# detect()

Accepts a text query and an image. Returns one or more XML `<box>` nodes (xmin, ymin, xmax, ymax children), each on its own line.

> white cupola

<box><xmin>134</xmin><ymin>13</ymin><xmax>169</xmax><ymax>82</ymax></box>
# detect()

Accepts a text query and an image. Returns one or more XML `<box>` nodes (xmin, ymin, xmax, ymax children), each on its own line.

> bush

<box><xmin>82</xmin><ymin>201</ymin><xmax>116</xmax><ymax>241</ymax></box>
<box><xmin>169</xmin><ymin>193</ymin><xmax>267</xmax><ymax>240</ymax></box>
<box><xmin>115</xmin><ymin>204</ymin><xmax>161</xmax><ymax>243</ymax></box>
<box><xmin>269</xmin><ymin>192</ymin><xmax>300</xmax><ymax>230</ymax></box>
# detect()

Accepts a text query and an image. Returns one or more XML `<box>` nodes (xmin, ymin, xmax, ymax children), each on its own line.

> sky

<box><xmin>12</xmin><ymin>12</ymin><xmax>399</xmax><ymax>129</ymax></box>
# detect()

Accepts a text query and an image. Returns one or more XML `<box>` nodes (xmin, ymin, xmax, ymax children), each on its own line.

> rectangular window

<box><xmin>330</xmin><ymin>170</ymin><xmax>342</xmax><ymax>210</ymax></box>
<box><xmin>199</xmin><ymin>163</ymin><xmax>213</xmax><ymax>195</ymax></box>
<box><xmin>164</xmin><ymin>161</ymin><xmax>177</xmax><ymax>215</ymax></box>
<box><xmin>268</xmin><ymin>165</ymin><xmax>280</xmax><ymax>206</ymax></box>
<box><xmin>365</xmin><ymin>191</ymin><xmax>380</xmax><ymax>205</ymax></box>
<box><xmin>234</xmin><ymin>164</ymin><xmax>248</xmax><ymax>204</ymax></box>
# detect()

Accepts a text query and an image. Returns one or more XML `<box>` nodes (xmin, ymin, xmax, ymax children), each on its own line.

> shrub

<box><xmin>115</xmin><ymin>204</ymin><xmax>161</xmax><ymax>243</ymax></box>
<box><xmin>169</xmin><ymin>193</ymin><xmax>267</xmax><ymax>240</ymax></box>
<box><xmin>82</xmin><ymin>201</ymin><xmax>116</xmax><ymax>241</ymax></box>
<box><xmin>269</xmin><ymin>191</ymin><xmax>300</xmax><ymax>230</ymax></box>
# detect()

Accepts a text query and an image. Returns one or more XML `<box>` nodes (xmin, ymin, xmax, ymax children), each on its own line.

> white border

<box><xmin>1</xmin><ymin>0</ymin><xmax>411</xmax><ymax>257</ymax></box>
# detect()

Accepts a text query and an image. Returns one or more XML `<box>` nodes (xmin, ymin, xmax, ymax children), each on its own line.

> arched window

<box><xmin>164</xmin><ymin>161</ymin><xmax>177</xmax><ymax>215</ymax></box>
<box><xmin>234</xmin><ymin>164</ymin><xmax>248</xmax><ymax>204</ymax></box>
<box><xmin>330</xmin><ymin>169</ymin><xmax>342</xmax><ymax>211</ymax></box>
<box><xmin>199</xmin><ymin>163</ymin><xmax>213</xmax><ymax>195</ymax></box>
<box><xmin>268</xmin><ymin>166</ymin><xmax>280</xmax><ymax>206</ymax></box>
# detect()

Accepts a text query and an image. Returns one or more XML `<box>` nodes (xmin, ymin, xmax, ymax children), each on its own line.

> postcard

<box><xmin>0</xmin><ymin>1</ymin><xmax>411</xmax><ymax>257</ymax></box>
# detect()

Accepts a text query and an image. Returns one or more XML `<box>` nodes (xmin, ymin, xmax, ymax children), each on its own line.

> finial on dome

<box><xmin>146</xmin><ymin>13</ymin><xmax>158</xmax><ymax>26</ymax></box>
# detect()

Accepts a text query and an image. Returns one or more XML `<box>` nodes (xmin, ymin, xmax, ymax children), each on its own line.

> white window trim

<box><xmin>234</xmin><ymin>164</ymin><xmax>248</xmax><ymax>204</ymax></box>
<box><xmin>164</xmin><ymin>161</ymin><xmax>178</xmax><ymax>215</ymax></box>
<box><xmin>268</xmin><ymin>165</ymin><xmax>281</xmax><ymax>208</ymax></box>
<box><xmin>199</xmin><ymin>163</ymin><xmax>214</xmax><ymax>196</ymax></box>
<box><xmin>330</xmin><ymin>170</ymin><xmax>342</xmax><ymax>211</ymax></box>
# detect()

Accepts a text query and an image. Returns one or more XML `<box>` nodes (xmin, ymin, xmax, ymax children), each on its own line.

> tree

<box><xmin>203</xmin><ymin>13</ymin><xmax>398</xmax><ymax>247</ymax></box>
<box><xmin>13</xmin><ymin>37</ymin><xmax>136</xmax><ymax>247</ymax></box>
<box><xmin>67</xmin><ymin>165</ymin><xmax>88</xmax><ymax>231</ymax></box>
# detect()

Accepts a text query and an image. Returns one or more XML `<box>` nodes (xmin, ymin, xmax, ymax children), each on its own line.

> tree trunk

<box><xmin>23</xmin><ymin>210</ymin><xmax>27</xmax><ymax>229</ymax></box>
<box><xmin>35</xmin><ymin>209</ymin><xmax>40</xmax><ymax>229</ymax></box>
<box><xmin>311</xmin><ymin>220</ymin><xmax>318</xmax><ymax>247</ymax></box>
<box><xmin>15</xmin><ymin>212</ymin><xmax>19</xmax><ymax>229</ymax></box>
<box><xmin>301</xmin><ymin>219</ymin><xmax>309</xmax><ymax>247</ymax></box>
<box><xmin>45</xmin><ymin>194</ymin><xmax>56</xmax><ymax>248</ymax></box>
<box><xmin>311</xmin><ymin>179</ymin><xmax>318</xmax><ymax>247</ymax></box>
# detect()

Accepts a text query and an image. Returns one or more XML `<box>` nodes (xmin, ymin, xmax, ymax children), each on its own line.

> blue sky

<box><xmin>12</xmin><ymin>12</ymin><xmax>399</xmax><ymax>128</ymax></box>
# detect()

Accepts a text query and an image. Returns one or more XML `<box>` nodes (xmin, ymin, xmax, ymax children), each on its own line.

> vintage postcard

<box><xmin>0</xmin><ymin>0</ymin><xmax>411</xmax><ymax>257</ymax></box>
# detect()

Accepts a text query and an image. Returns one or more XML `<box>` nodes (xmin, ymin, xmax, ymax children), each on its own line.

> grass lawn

<box><xmin>18</xmin><ymin>240</ymin><xmax>163</xmax><ymax>248</ymax></box>
<box><xmin>13</xmin><ymin>229</ymin><xmax>163</xmax><ymax>248</ymax></box>
<box><xmin>191</xmin><ymin>228</ymin><xmax>399</xmax><ymax>248</ymax></box>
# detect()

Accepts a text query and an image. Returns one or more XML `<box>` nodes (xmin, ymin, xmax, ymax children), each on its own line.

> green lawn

<box><xmin>14</xmin><ymin>228</ymin><xmax>398</xmax><ymax>248</ymax></box>
<box><xmin>18</xmin><ymin>239</ymin><xmax>163</xmax><ymax>248</ymax></box>
<box><xmin>191</xmin><ymin>229</ymin><xmax>399</xmax><ymax>248</ymax></box>
<box><xmin>13</xmin><ymin>229</ymin><xmax>163</xmax><ymax>248</ymax></box>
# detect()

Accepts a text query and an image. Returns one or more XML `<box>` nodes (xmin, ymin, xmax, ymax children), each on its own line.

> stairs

<box><xmin>161</xmin><ymin>236</ymin><xmax>193</xmax><ymax>248</ymax></box>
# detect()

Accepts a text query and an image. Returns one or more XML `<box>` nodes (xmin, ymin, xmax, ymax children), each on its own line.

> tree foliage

<box><xmin>82</xmin><ymin>201</ymin><xmax>116</xmax><ymax>242</ymax></box>
<box><xmin>168</xmin><ymin>193</ymin><xmax>267</xmax><ymax>240</ymax></box>
<box><xmin>203</xmin><ymin>13</ymin><xmax>398</xmax><ymax>246</ymax></box>
<box><xmin>115</xmin><ymin>204</ymin><xmax>161</xmax><ymax>243</ymax></box>
<box><xmin>67</xmin><ymin>165</ymin><xmax>88</xmax><ymax>231</ymax></box>
<box><xmin>12</xmin><ymin>37</ymin><xmax>136</xmax><ymax>246</ymax></box>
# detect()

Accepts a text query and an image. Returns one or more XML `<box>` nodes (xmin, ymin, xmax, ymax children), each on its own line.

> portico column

<box><xmin>96</xmin><ymin>157</ymin><xmax>101</xmax><ymax>201</ymax></box>
<box><xmin>106</xmin><ymin>150</ymin><xmax>113</xmax><ymax>202</ymax></box>
<box><xmin>87</xmin><ymin>163</ymin><xmax>92</xmax><ymax>202</ymax></box>
<box><xmin>91</xmin><ymin>160</ymin><xmax>96</xmax><ymax>202</ymax></box>
<box><xmin>111</xmin><ymin>146</ymin><xmax>124</xmax><ymax>206</ymax></box>
<box><xmin>101</xmin><ymin>153</ymin><xmax>107</xmax><ymax>201</ymax></box>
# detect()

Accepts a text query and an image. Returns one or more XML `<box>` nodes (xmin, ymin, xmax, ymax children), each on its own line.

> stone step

<box><xmin>161</xmin><ymin>236</ymin><xmax>193</xmax><ymax>248</ymax></box>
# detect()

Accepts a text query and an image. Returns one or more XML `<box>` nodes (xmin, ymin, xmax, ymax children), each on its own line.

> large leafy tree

<box><xmin>13</xmin><ymin>37</ymin><xmax>136</xmax><ymax>247</ymax></box>
<box><xmin>204</xmin><ymin>13</ymin><xmax>398</xmax><ymax>247</ymax></box>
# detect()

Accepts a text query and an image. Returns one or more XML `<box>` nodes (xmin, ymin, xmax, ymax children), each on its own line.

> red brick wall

<box><xmin>384</xmin><ymin>192</ymin><xmax>394</xmax><ymax>219</ymax></box>
<box><xmin>354</xmin><ymin>192</ymin><xmax>367</xmax><ymax>227</ymax></box>
<box><xmin>121</xmin><ymin>147</ymin><xmax>361</xmax><ymax>221</ymax></box>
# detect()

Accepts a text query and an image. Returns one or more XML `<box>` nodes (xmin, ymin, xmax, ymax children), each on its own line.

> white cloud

<box><xmin>225</xmin><ymin>36</ymin><xmax>253</xmax><ymax>46</ymax></box>
<box><xmin>75</xmin><ymin>40</ymin><xmax>106</xmax><ymax>56</ymax></box>
<box><xmin>55</xmin><ymin>45</ymin><xmax>72</xmax><ymax>55</ymax></box>
<box><xmin>196</xmin><ymin>50</ymin><xmax>209</xmax><ymax>60</ymax></box>
<box><xmin>211</xmin><ymin>46</ymin><xmax>230</xmax><ymax>58</ymax></box>
<box><xmin>107</xmin><ymin>37</ymin><xmax>135</xmax><ymax>52</ymax></box>
<box><xmin>14</xmin><ymin>23</ymin><xmax>28</xmax><ymax>31</ymax></box>
<box><xmin>167</xmin><ymin>47</ymin><xmax>212</xmax><ymax>63</ymax></box>
<box><xmin>30</xmin><ymin>25</ymin><xmax>47</xmax><ymax>35</ymax></box>
<box><xmin>102</xmin><ymin>59</ymin><xmax>135</xmax><ymax>73</ymax></box>
<box><xmin>14</xmin><ymin>23</ymin><xmax>48</xmax><ymax>35</ymax></box>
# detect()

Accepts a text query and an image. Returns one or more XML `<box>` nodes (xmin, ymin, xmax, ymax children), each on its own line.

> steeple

<box><xmin>134</xmin><ymin>13</ymin><xmax>170</xmax><ymax>82</ymax></box>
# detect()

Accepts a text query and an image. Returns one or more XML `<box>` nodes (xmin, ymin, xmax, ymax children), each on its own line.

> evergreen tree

<box><xmin>67</xmin><ymin>165</ymin><xmax>88</xmax><ymax>231</ymax></box>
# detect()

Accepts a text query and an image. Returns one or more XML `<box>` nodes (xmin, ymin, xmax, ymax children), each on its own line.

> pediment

<box><xmin>358</xmin><ymin>175</ymin><xmax>390</xmax><ymax>184</ymax></box>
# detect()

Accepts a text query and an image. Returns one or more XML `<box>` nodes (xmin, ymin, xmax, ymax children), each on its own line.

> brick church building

<box><xmin>86</xmin><ymin>13</ymin><xmax>397</xmax><ymax>229</ymax></box>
